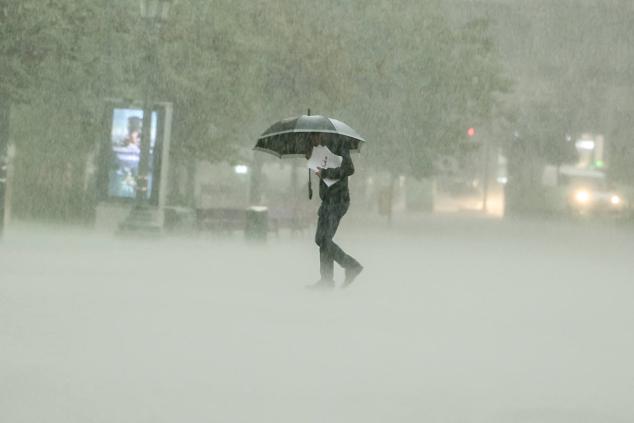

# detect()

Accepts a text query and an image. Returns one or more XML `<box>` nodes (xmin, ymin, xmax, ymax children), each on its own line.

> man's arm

<box><xmin>320</xmin><ymin>147</ymin><xmax>354</xmax><ymax>180</ymax></box>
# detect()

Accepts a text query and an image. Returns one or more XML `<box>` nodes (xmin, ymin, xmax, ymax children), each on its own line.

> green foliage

<box><xmin>0</xmin><ymin>1</ymin><xmax>57</xmax><ymax>102</ymax></box>
<box><xmin>3</xmin><ymin>0</ymin><xmax>511</xmax><ymax>220</ymax></box>
<box><xmin>346</xmin><ymin>3</ymin><xmax>510</xmax><ymax>178</ymax></box>
<box><xmin>3</xmin><ymin>0</ymin><xmax>139</xmax><ymax>221</ymax></box>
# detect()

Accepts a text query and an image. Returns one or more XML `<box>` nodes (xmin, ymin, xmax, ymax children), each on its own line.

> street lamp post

<box><xmin>482</xmin><ymin>138</ymin><xmax>490</xmax><ymax>213</ymax></box>
<box><xmin>118</xmin><ymin>0</ymin><xmax>170</xmax><ymax>234</ymax></box>
<box><xmin>137</xmin><ymin>0</ymin><xmax>170</xmax><ymax>201</ymax></box>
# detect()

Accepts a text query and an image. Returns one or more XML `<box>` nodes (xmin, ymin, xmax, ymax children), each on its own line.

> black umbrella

<box><xmin>254</xmin><ymin>113</ymin><xmax>366</xmax><ymax>158</ymax></box>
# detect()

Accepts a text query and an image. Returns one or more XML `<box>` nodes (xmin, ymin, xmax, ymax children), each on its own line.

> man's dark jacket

<box><xmin>318</xmin><ymin>142</ymin><xmax>355</xmax><ymax>207</ymax></box>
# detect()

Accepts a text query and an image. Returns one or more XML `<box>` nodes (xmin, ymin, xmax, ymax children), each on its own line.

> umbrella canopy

<box><xmin>254</xmin><ymin>114</ymin><xmax>366</xmax><ymax>158</ymax></box>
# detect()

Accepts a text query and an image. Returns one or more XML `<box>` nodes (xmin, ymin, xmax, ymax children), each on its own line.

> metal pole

<box><xmin>482</xmin><ymin>139</ymin><xmax>490</xmax><ymax>213</ymax></box>
<box><xmin>117</xmin><ymin>8</ymin><xmax>163</xmax><ymax>235</ymax></box>
<box><xmin>136</xmin><ymin>19</ymin><xmax>159</xmax><ymax>204</ymax></box>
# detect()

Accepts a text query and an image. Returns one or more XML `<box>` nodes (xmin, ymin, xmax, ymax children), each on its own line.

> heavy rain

<box><xmin>1</xmin><ymin>1</ymin><xmax>633</xmax><ymax>422</ymax></box>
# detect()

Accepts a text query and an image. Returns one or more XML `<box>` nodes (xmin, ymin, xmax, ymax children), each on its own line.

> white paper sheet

<box><xmin>307</xmin><ymin>145</ymin><xmax>343</xmax><ymax>187</ymax></box>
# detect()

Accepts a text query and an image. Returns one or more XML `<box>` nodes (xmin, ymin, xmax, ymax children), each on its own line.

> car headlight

<box><xmin>611</xmin><ymin>195</ymin><xmax>622</xmax><ymax>205</ymax></box>
<box><xmin>575</xmin><ymin>190</ymin><xmax>590</xmax><ymax>203</ymax></box>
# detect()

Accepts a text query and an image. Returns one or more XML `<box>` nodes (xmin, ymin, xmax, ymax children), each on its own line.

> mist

<box><xmin>2</xmin><ymin>217</ymin><xmax>633</xmax><ymax>422</ymax></box>
<box><xmin>2</xmin><ymin>0</ymin><xmax>634</xmax><ymax>422</ymax></box>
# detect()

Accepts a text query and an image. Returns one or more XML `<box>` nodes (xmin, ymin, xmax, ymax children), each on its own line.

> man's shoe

<box><xmin>342</xmin><ymin>264</ymin><xmax>363</xmax><ymax>288</ymax></box>
<box><xmin>306</xmin><ymin>279</ymin><xmax>335</xmax><ymax>290</ymax></box>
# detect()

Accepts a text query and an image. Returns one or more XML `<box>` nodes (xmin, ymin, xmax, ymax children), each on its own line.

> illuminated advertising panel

<box><xmin>107</xmin><ymin>108</ymin><xmax>158</xmax><ymax>200</ymax></box>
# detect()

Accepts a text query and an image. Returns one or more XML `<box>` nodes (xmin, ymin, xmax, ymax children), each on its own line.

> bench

<box><xmin>195</xmin><ymin>207</ymin><xmax>313</xmax><ymax>235</ymax></box>
<box><xmin>195</xmin><ymin>208</ymin><xmax>246</xmax><ymax>233</ymax></box>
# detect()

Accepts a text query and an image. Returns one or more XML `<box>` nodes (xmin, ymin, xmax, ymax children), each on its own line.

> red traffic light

<box><xmin>467</xmin><ymin>127</ymin><xmax>476</xmax><ymax>137</ymax></box>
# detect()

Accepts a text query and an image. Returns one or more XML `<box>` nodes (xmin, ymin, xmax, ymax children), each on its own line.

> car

<box><xmin>539</xmin><ymin>165</ymin><xmax>628</xmax><ymax>218</ymax></box>
<box><xmin>558</xmin><ymin>167</ymin><xmax>626</xmax><ymax>217</ymax></box>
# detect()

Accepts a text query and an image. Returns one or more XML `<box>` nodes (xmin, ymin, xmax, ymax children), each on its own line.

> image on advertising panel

<box><xmin>108</xmin><ymin>108</ymin><xmax>158</xmax><ymax>199</ymax></box>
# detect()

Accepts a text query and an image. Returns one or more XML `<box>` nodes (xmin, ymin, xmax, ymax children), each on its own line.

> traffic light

<box><xmin>467</xmin><ymin>127</ymin><xmax>476</xmax><ymax>138</ymax></box>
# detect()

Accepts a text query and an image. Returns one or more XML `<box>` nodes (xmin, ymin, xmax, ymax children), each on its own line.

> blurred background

<box><xmin>1</xmin><ymin>0</ymin><xmax>634</xmax><ymax>232</ymax></box>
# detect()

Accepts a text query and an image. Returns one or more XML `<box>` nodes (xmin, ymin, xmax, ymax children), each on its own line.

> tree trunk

<box><xmin>387</xmin><ymin>173</ymin><xmax>396</xmax><ymax>225</ymax></box>
<box><xmin>0</xmin><ymin>97</ymin><xmax>11</xmax><ymax>236</ymax></box>
<box><xmin>249</xmin><ymin>155</ymin><xmax>264</xmax><ymax>205</ymax></box>
<box><xmin>78</xmin><ymin>110</ymin><xmax>98</xmax><ymax>225</ymax></box>
<box><xmin>185</xmin><ymin>159</ymin><xmax>197</xmax><ymax>208</ymax></box>
<box><xmin>167</xmin><ymin>162</ymin><xmax>183</xmax><ymax>206</ymax></box>
<box><xmin>377</xmin><ymin>172</ymin><xmax>396</xmax><ymax>224</ymax></box>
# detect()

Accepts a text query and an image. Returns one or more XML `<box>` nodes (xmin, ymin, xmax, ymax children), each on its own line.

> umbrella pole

<box><xmin>308</xmin><ymin>169</ymin><xmax>313</xmax><ymax>200</ymax></box>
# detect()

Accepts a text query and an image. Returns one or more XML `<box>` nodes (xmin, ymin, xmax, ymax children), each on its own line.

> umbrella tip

<box><xmin>307</xmin><ymin>108</ymin><xmax>311</xmax><ymax>116</ymax></box>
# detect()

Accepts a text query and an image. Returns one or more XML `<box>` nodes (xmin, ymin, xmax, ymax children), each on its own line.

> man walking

<box><xmin>307</xmin><ymin>133</ymin><xmax>363</xmax><ymax>290</ymax></box>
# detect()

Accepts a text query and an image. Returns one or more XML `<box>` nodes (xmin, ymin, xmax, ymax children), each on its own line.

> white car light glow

<box><xmin>575</xmin><ymin>190</ymin><xmax>590</xmax><ymax>203</ymax></box>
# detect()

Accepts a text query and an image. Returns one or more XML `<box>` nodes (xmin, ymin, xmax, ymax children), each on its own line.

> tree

<box><xmin>0</xmin><ymin>0</ymin><xmax>58</xmax><ymax>228</ymax></box>
<box><xmin>4</xmin><ymin>0</ymin><xmax>138</xmax><ymax>221</ymax></box>
<box><xmin>339</xmin><ymin>2</ymin><xmax>510</xmax><ymax>181</ymax></box>
<box><xmin>156</xmin><ymin>0</ymin><xmax>359</xmax><ymax>205</ymax></box>
<box><xmin>3</xmin><ymin>0</ymin><xmax>513</xmax><ymax>222</ymax></box>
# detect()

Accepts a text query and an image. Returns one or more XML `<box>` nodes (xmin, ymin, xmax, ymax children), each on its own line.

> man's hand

<box><xmin>315</xmin><ymin>167</ymin><xmax>324</xmax><ymax>178</ymax></box>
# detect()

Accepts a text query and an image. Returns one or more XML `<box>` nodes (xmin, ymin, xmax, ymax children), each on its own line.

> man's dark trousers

<box><xmin>315</xmin><ymin>203</ymin><xmax>360</xmax><ymax>281</ymax></box>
